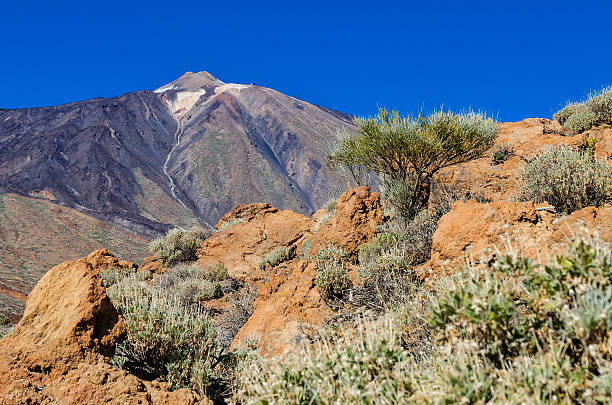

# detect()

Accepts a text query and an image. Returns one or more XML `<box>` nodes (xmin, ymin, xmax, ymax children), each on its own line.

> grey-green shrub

<box><xmin>234</xmin><ymin>239</ymin><xmax>612</xmax><ymax>403</ymax></box>
<box><xmin>149</xmin><ymin>228</ymin><xmax>209</xmax><ymax>267</ymax></box>
<box><xmin>234</xmin><ymin>317</ymin><xmax>416</xmax><ymax>404</ymax></box>
<box><xmin>259</xmin><ymin>246</ymin><xmax>290</xmax><ymax>270</ymax></box>
<box><xmin>315</xmin><ymin>262</ymin><xmax>353</xmax><ymax>301</ymax></box>
<box><xmin>322</xmin><ymin>198</ymin><xmax>338</xmax><ymax>213</ymax></box>
<box><xmin>518</xmin><ymin>145</ymin><xmax>611</xmax><ymax>213</ymax></box>
<box><xmin>218</xmin><ymin>218</ymin><xmax>245</xmax><ymax>231</ymax></box>
<box><xmin>300</xmin><ymin>239</ymin><xmax>312</xmax><ymax>259</ymax></box>
<box><xmin>107</xmin><ymin>271</ymin><xmax>222</xmax><ymax>394</ymax></box>
<box><xmin>490</xmin><ymin>142</ymin><xmax>514</xmax><ymax>165</ymax></box>
<box><xmin>554</xmin><ymin>86</ymin><xmax>612</xmax><ymax>135</ymax></box>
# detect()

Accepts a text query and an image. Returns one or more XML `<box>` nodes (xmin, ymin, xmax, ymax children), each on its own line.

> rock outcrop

<box><xmin>310</xmin><ymin>186</ymin><xmax>385</xmax><ymax>259</ymax></box>
<box><xmin>195</xmin><ymin>186</ymin><xmax>385</xmax><ymax>356</ymax></box>
<box><xmin>0</xmin><ymin>250</ymin><xmax>205</xmax><ymax>404</ymax></box>
<box><xmin>424</xmin><ymin>200</ymin><xmax>612</xmax><ymax>278</ymax></box>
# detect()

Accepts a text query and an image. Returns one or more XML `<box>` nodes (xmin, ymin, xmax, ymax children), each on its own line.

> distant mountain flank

<box><xmin>0</xmin><ymin>70</ymin><xmax>355</xmax><ymax>237</ymax></box>
<box><xmin>0</xmin><ymin>70</ymin><xmax>356</xmax><ymax>320</ymax></box>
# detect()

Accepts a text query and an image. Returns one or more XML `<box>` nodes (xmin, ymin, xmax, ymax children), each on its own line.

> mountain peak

<box><xmin>154</xmin><ymin>70</ymin><xmax>224</xmax><ymax>93</ymax></box>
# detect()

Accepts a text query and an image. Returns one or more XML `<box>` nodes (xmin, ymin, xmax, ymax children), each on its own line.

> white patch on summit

<box><xmin>215</xmin><ymin>83</ymin><xmax>251</xmax><ymax>94</ymax></box>
<box><xmin>166</xmin><ymin>89</ymin><xmax>207</xmax><ymax>118</ymax></box>
<box><xmin>154</xmin><ymin>84</ymin><xmax>177</xmax><ymax>94</ymax></box>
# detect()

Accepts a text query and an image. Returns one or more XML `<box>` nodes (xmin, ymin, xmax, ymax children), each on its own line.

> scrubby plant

<box><xmin>518</xmin><ymin>145</ymin><xmax>611</xmax><ymax>213</ymax></box>
<box><xmin>315</xmin><ymin>262</ymin><xmax>353</xmax><ymax>301</ymax></box>
<box><xmin>312</xmin><ymin>245</ymin><xmax>348</xmax><ymax>264</ymax></box>
<box><xmin>149</xmin><ymin>227</ymin><xmax>209</xmax><ymax>267</ymax></box>
<box><xmin>0</xmin><ymin>313</ymin><xmax>10</xmax><ymax>327</ymax></box>
<box><xmin>106</xmin><ymin>270</ymin><xmax>234</xmax><ymax>397</ymax></box>
<box><xmin>216</xmin><ymin>286</ymin><xmax>258</xmax><ymax>350</ymax></box>
<box><xmin>328</xmin><ymin>107</ymin><xmax>498</xmax><ymax>219</ymax></box>
<box><xmin>322</xmin><ymin>198</ymin><xmax>338</xmax><ymax>213</ymax></box>
<box><xmin>554</xmin><ymin>86</ymin><xmax>612</xmax><ymax>135</ymax></box>
<box><xmin>233</xmin><ymin>239</ymin><xmax>612</xmax><ymax>403</ymax></box>
<box><xmin>203</xmin><ymin>263</ymin><xmax>229</xmax><ymax>281</ymax></box>
<box><xmin>259</xmin><ymin>246</ymin><xmax>290</xmax><ymax>270</ymax></box>
<box><xmin>234</xmin><ymin>317</ymin><xmax>417</xmax><ymax>404</ymax></box>
<box><xmin>300</xmin><ymin>238</ymin><xmax>312</xmax><ymax>259</ymax></box>
<box><xmin>579</xmin><ymin>136</ymin><xmax>599</xmax><ymax>159</ymax></box>
<box><xmin>490</xmin><ymin>142</ymin><xmax>514</xmax><ymax>165</ymax></box>
<box><xmin>218</xmin><ymin>218</ymin><xmax>246</xmax><ymax>231</ymax></box>
<box><xmin>0</xmin><ymin>314</ymin><xmax>12</xmax><ymax>338</ymax></box>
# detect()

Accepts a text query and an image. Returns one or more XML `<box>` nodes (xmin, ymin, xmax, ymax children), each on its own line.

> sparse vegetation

<box><xmin>149</xmin><ymin>227</ymin><xmax>210</xmax><ymax>267</ymax></box>
<box><xmin>104</xmin><ymin>266</ymin><xmax>240</xmax><ymax>399</ymax></box>
<box><xmin>235</xmin><ymin>239</ymin><xmax>612</xmax><ymax>403</ymax></box>
<box><xmin>218</xmin><ymin>218</ymin><xmax>246</xmax><ymax>231</ymax></box>
<box><xmin>328</xmin><ymin>107</ymin><xmax>498</xmax><ymax>219</ymax></box>
<box><xmin>490</xmin><ymin>142</ymin><xmax>514</xmax><ymax>165</ymax></box>
<box><xmin>300</xmin><ymin>238</ymin><xmax>312</xmax><ymax>259</ymax></box>
<box><xmin>519</xmin><ymin>145</ymin><xmax>611</xmax><ymax>213</ymax></box>
<box><xmin>0</xmin><ymin>314</ymin><xmax>12</xmax><ymax>338</ymax></box>
<box><xmin>315</xmin><ymin>262</ymin><xmax>352</xmax><ymax>301</ymax></box>
<box><xmin>259</xmin><ymin>246</ymin><xmax>291</xmax><ymax>270</ymax></box>
<box><xmin>554</xmin><ymin>86</ymin><xmax>612</xmax><ymax>135</ymax></box>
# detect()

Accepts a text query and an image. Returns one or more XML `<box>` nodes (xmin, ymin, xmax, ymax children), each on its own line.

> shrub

<box><xmin>490</xmin><ymin>142</ymin><xmax>514</xmax><ymax>165</ymax></box>
<box><xmin>315</xmin><ymin>262</ymin><xmax>353</xmax><ymax>301</ymax></box>
<box><xmin>300</xmin><ymin>239</ymin><xmax>312</xmax><ymax>259</ymax></box>
<box><xmin>579</xmin><ymin>136</ymin><xmax>598</xmax><ymax>159</ymax></box>
<box><xmin>218</xmin><ymin>218</ymin><xmax>245</xmax><ymax>231</ymax></box>
<box><xmin>322</xmin><ymin>198</ymin><xmax>337</xmax><ymax>213</ymax></box>
<box><xmin>234</xmin><ymin>317</ymin><xmax>416</xmax><ymax>404</ymax></box>
<box><xmin>259</xmin><ymin>246</ymin><xmax>290</xmax><ymax>270</ymax></box>
<box><xmin>234</xmin><ymin>239</ymin><xmax>612</xmax><ymax>403</ymax></box>
<box><xmin>554</xmin><ymin>86</ymin><xmax>612</xmax><ymax>135</ymax></box>
<box><xmin>149</xmin><ymin>228</ymin><xmax>209</xmax><ymax>267</ymax></box>
<box><xmin>107</xmin><ymin>271</ymin><xmax>228</xmax><ymax>396</ymax></box>
<box><xmin>0</xmin><ymin>314</ymin><xmax>12</xmax><ymax>338</ymax></box>
<box><xmin>518</xmin><ymin>145</ymin><xmax>611</xmax><ymax>213</ymax></box>
<box><xmin>216</xmin><ymin>286</ymin><xmax>258</xmax><ymax>350</ymax></box>
<box><xmin>202</xmin><ymin>263</ymin><xmax>229</xmax><ymax>281</ymax></box>
<box><xmin>328</xmin><ymin>107</ymin><xmax>498</xmax><ymax>219</ymax></box>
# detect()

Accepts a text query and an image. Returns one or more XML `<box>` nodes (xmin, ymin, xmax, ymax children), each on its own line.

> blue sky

<box><xmin>1</xmin><ymin>0</ymin><xmax>610</xmax><ymax>122</ymax></box>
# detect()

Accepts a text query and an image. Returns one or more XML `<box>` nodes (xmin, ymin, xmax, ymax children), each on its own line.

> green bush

<box><xmin>329</xmin><ymin>107</ymin><xmax>498</xmax><ymax>219</ymax></box>
<box><xmin>149</xmin><ymin>227</ymin><xmax>209</xmax><ymax>267</ymax></box>
<box><xmin>259</xmin><ymin>246</ymin><xmax>290</xmax><ymax>270</ymax></box>
<box><xmin>554</xmin><ymin>86</ymin><xmax>612</xmax><ymax>135</ymax></box>
<box><xmin>518</xmin><ymin>145</ymin><xmax>611</xmax><ymax>213</ymax></box>
<box><xmin>490</xmin><ymin>142</ymin><xmax>514</xmax><ymax>165</ymax></box>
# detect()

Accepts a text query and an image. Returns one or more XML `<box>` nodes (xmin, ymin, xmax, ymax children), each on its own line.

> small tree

<box><xmin>328</xmin><ymin>107</ymin><xmax>498</xmax><ymax>219</ymax></box>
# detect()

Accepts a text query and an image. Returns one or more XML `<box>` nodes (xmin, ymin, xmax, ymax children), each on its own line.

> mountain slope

<box><xmin>0</xmin><ymin>70</ymin><xmax>356</xmax><ymax>319</ymax></box>
<box><xmin>0</xmin><ymin>193</ymin><xmax>149</xmax><ymax>321</ymax></box>
<box><xmin>0</xmin><ymin>71</ymin><xmax>355</xmax><ymax>236</ymax></box>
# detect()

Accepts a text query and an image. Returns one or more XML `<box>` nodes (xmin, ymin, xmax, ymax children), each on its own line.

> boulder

<box><xmin>0</xmin><ymin>250</ymin><xmax>205</xmax><ymax>404</ymax></box>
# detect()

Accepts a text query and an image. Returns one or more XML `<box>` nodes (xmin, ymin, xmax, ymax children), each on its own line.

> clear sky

<box><xmin>1</xmin><ymin>0</ymin><xmax>610</xmax><ymax>122</ymax></box>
